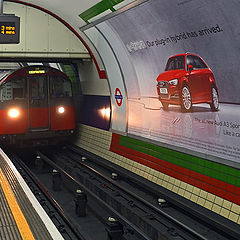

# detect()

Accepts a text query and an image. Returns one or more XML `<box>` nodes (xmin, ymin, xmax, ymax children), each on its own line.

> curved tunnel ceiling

<box><xmin>7</xmin><ymin>0</ymin><xmax>97</xmax><ymax>28</ymax></box>
<box><xmin>6</xmin><ymin>0</ymin><xmax>135</xmax><ymax>78</ymax></box>
<box><xmin>7</xmin><ymin>0</ymin><xmax>139</xmax><ymax>28</ymax></box>
<box><xmin>2</xmin><ymin>1</ymin><xmax>90</xmax><ymax>59</ymax></box>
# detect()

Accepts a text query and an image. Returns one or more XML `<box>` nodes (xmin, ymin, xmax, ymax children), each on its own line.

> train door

<box><xmin>28</xmin><ymin>75</ymin><xmax>50</xmax><ymax>130</ymax></box>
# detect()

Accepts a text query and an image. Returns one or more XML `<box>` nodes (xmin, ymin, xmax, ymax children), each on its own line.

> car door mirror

<box><xmin>188</xmin><ymin>64</ymin><xmax>193</xmax><ymax>73</ymax></box>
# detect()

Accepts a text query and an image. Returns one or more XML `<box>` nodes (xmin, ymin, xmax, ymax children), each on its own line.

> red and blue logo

<box><xmin>115</xmin><ymin>88</ymin><xmax>123</xmax><ymax>106</ymax></box>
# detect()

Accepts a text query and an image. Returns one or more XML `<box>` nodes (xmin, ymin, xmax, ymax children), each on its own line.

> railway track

<box><xmin>6</xmin><ymin>145</ymin><xmax>240</xmax><ymax>240</ymax></box>
<box><xmin>7</xmin><ymin>150</ymin><xmax>86</xmax><ymax>240</ymax></box>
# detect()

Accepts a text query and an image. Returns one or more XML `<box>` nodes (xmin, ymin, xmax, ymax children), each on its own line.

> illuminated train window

<box><xmin>0</xmin><ymin>78</ymin><xmax>26</xmax><ymax>101</ymax></box>
<box><xmin>30</xmin><ymin>76</ymin><xmax>46</xmax><ymax>99</ymax></box>
<box><xmin>50</xmin><ymin>77</ymin><xmax>72</xmax><ymax>98</ymax></box>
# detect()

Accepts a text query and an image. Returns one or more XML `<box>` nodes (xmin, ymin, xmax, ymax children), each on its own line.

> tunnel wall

<box><xmin>80</xmin><ymin>0</ymin><xmax>240</xmax><ymax>224</ymax></box>
<box><xmin>85</xmin><ymin>27</ymin><xmax>127</xmax><ymax>133</ymax></box>
<box><xmin>99</xmin><ymin>0</ymin><xmax>240</xmax><ymax>102</ymax></box>
<box><xmin>78</xmin><ymin>61</ymin><xmax>110</xmax><ymax>96</ymax></box>
<box><xmin>3</xmin><ymin>2</ymin><xmax>89</xmax><ymax>58</ymax></box>
<box><xmin>83</xmin><ymin>0</ymin><xmax>240</xmax><ymax>166</ymax></box>
<box><xmin>93</xmin><ymin>0</ymin><xmax>240</xmax><ymax>165</ymax></box>
<box><xmin>79</xmin><ymin>95</ymin><xmax>111</xmax><ymax>130</ymax></box>
<box><xmin>77</xmin><ymin>60</ymin><xmax>111</xmax><ymax>130</ymax></box>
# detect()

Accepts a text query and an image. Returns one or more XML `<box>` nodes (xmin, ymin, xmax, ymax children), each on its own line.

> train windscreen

<box><xmin>50</xmin><ymin>76</ymin><xmax>72</xmax><ymax>98</ymax></box>
<box><xmin>30</xmin><ymin>76</ymin><xmax>46</xmax><ymax>100</ymax></box>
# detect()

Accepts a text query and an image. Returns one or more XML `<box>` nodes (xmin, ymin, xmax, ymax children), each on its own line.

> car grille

<box><xmin>158</xmin><ymin>81</ymin><xmax>169</xmax><ymax>98</ymax></box>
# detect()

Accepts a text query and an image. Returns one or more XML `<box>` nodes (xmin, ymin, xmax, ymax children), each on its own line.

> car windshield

<box><xmin>165</xmin><ymin>56</ymin><xmax>185</xmax><ymax>71</ymax></box>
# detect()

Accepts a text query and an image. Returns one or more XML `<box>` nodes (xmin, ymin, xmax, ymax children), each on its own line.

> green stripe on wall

<box><xmin>119</xmin><ymin>136</ymin><xmax>240</xmax><ymax>187</ymax></box>
<box><xmin>79</xmin><ymin>0</ymin><xmax>125</xmax><ymax>23</ymax></box>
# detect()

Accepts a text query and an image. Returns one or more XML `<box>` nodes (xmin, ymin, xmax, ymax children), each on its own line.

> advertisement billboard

<box><xmin>96</xmin><ymin>0</ymin><xmax>240</xmax><ymax>163</ymax></box>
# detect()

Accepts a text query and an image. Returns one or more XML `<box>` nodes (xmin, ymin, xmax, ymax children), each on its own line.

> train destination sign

<box><xmin>0</xmin><ymin>14</ymin><xmax>20</xmax><ymax>44</ymax></box>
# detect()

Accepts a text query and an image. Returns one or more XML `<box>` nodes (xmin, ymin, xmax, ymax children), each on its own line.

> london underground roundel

<box><xmin>115</xmin><ymin>88</ymin><xmax>123</xmax><ymax>106</ymax></box>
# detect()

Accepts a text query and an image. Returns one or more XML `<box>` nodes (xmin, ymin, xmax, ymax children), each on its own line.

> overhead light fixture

<box><xmin>100</xmin><ymin>107</ymin><xmax>111</xmax><ymax>119</ymax></box>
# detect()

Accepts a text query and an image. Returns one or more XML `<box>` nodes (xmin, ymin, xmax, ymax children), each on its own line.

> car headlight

<box><xmin>57</xmin><ymin>106</ymin><xmax>65</xmax><ymax>114</ymax></box>
<box><xmin>8</xmin><ymin>108</ymin><xmax>20</xmax><ymax>118</ymax></box>
<box><xmin>169</xmin><ymin>79</ymin><xmax>178</xmax><ymax>85</ymax></box>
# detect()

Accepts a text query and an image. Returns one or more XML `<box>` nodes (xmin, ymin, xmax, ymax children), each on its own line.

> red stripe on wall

<box><xmin>99</xmin><ymin>70</ymin><xmax>107</xmax><ymax>79</ymax></box>
<box><xmin>110</xmin><ymin>139</ymin><xmax>240</xmax><ymax>205</ymax></box>
<box><xmin>110</xmin><ymin>133</ymin><xmax>120</xmax><ymax>148</ymax></box>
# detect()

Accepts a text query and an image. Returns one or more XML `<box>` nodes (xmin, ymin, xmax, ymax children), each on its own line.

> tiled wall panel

<box><xmin>75</xmin><ymin>124</ymin><xmax>240</xmax><ymax>224</ymax></box>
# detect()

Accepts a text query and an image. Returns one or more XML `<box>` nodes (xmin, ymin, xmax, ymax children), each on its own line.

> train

<box><xmin>0</xmin><ymin>65</ymin><xmax>76</xmax><ymax>146</ymax></box>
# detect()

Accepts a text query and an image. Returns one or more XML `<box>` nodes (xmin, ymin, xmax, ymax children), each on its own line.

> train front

<box><xmin>0</xmin><ymin>66</ymin><xmax>76</xmax><ymax>146</ymax></box>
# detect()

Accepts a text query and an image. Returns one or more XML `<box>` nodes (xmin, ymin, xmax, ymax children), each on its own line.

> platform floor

<box><xmin>0</xmin><ymin>149</ymin><xmax>64</xmax><ymax>240</ymax></box>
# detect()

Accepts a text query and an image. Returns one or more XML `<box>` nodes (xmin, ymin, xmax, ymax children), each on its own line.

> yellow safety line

<box><xmin>0</xmin><ymin>168</ymin><xmax>35</xmax><ymax>240</ymax></box>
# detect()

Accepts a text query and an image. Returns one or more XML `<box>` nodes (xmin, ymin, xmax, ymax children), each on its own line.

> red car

<box><xmin>156</xmin><ymin>53</ymin><xmax>219</xmax><ymax>112</ymax></box>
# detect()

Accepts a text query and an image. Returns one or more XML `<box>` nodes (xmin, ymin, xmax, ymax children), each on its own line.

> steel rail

<box><xmin>37</xmin><ymin>151</ymin><xmax>152</xmax><ymax>240</ymax></box>
<box><xmin>9</xmin><ymin>152</ymin><xmax>87</xmax><ymax>240</ymax></box>
<box><xmin>67</xmin><ymin>145</ymin><xmax>240</xmax><ymax>240</ymax></box>
<box><xmin>63</xmin><ymin>149</ymin><xmax>210</xmax><ymax>240</ymax></box>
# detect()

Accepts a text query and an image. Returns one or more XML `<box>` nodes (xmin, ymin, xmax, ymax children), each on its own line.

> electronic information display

<box><xmin>0</xmin><ymin>14</ymin><xmax>20</xmax><ymax>44</ymax></box>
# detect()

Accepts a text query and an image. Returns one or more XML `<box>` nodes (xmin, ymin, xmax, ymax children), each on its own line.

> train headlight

<box><xmin>57</xmin><ymin>106</ymin><xmax>65</xmax><ymax>114</ymax></box>
<box><xmin>8</xmin><ymin>108</ymin><xmax>20</xmax><ymax>118</ymax></box>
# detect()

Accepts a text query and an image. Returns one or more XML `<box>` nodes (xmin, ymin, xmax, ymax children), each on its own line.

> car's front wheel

<box><xmin>181</xmin><ymin>85</ymin><xmax>192</xmax><ymax>112</ymax></box>
<box><xmin>210</xmin><ymin>86</ymin><xmax>219</xmax><ymax>111</ymax></box>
